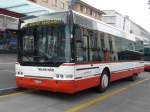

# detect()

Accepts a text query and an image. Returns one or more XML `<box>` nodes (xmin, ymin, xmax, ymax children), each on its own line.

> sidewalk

<box><xmin>0</xmin><ymin>54</ymin><xmax>17</xmax><ymax>94</ymax></box>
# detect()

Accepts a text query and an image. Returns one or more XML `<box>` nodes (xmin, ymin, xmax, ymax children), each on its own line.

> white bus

<box><xmin>16</xmin><ymin>10</ymin><xmax>144</xmax><ymax>94</ymax></box>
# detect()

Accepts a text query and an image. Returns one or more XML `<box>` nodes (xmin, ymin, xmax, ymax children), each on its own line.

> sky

<box><xmin>83</xmin><ymin>0</ymin><xmax>150</xmax><ymax>32</ymax></box>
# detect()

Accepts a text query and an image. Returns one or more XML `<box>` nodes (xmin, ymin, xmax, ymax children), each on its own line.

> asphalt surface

<box><xmin>0</xmin><ymin>72</ymin><xmax>149</xmax><ymax>112</ymax></box>
<box><xmin>0</xmin><ymin>54</ymin><xmax>16</xmax><ymax>89</ymax></box>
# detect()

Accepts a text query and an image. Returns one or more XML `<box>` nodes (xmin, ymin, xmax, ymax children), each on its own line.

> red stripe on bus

<box><xmin>61</xmin><ymin>64</ymin><xmax>75</xmax><ymax>66</ymax></box>
<box><xmin>110</xmin><ymin>67</ymin><xmax>144</xmax><ymax>82</ymax></box>
<box><xmin>144</xmin><ymin>65</ymin><xmax>150</xmax><ymax>70</ymax></box>
<box><xmin>62</xmin><ymin>61</ymin><xmax>143</xmax><ymax>66</ymax></box>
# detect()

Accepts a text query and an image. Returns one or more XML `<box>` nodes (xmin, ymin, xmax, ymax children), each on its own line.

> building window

<box><xmin>80</xmin><ymin>5</ymin><xmax>84</xmax><ymax>12</ymax></box>
<box><xmin>93</xmin><ymin>11</ymin><xmax>96</xmax><ymax>17</ymax></box>
<box><xmin>83</xmin><ymin>7</ymin><xmax>87</xmax><ymax>13</ymax></box>
<box><xmin>60</xmin><ymin>2</ymin><xmax>65</xmax><ymax>9</ymax></box>
<box><xmin>95</xmin><ymin>12</ymin><xmax>97</xmax><ymax>17</ymax></box>
<box><xmin>90</xmin><ymin>9</ymin><xmax>92</xmax><ymax>15</ymax></box>
<box><xmin>42</xmin><ymin>0</ymin><xmax>48</xmax><ymax>3</ymax></box>
<box><xmin>86</xmin><ymin>8</ymin><xmax>89</xmax><ymax>14</ymax></box>
<box><xmin>98</xmin><ymin>13</ymin><xmax>101</xmax><ymax>19</ymax></box>
<box><xmin>53</xmin><ymin>0</ymin><xmax>57</xmax><ymax>6</ymax></box>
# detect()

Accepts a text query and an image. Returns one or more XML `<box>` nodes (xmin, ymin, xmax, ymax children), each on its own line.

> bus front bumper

<box><xmin>16</xmin><ymin>76</ymin><xmax>100</xmax><ymax>94</ymax></box>
<box><xmin>16</xmin><ymin>77</ymin><xmax>76</xmax><ymax>94</ymax></box>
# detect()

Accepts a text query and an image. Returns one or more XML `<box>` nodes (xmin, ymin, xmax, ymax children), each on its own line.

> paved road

<box><xmin>0</xmin><ymin>54</ymin><xmax>16</xmax><ymax>89</ymax></box>
<box><xmin>0</xmin><ymin>72</ymin><xmax>149</xmax><ymax>112</ymax></box>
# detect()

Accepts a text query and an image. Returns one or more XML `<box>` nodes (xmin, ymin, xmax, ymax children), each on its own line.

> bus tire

<box><xmin>129</xmin><ymin>73</ymin><xmax>138</xmax><ymax>81</ymax></box>
<box><xmin>96</xmin><ymin>70</ymin><xmax>110</xmax><ymax>92</ymax></box>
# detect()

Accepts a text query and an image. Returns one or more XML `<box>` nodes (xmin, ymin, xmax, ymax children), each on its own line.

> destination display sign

<box><xmin>24</xmin><ymin>19</ymin><xmax>64</xmax><ymax>27</ymax></box>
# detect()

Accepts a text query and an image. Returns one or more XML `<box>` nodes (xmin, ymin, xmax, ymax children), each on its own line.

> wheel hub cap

<box><xmin>102</xmin><ymin>74</ymin><xmax>108</xmax><ymax>88</ymax></box>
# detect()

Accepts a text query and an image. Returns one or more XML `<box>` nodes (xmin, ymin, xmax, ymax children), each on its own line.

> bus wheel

<box><xmin>129</xmin><ymin>73</ymin><xmax>138</xmax><ymax>81</ymax></box>
<box><xmin>97</xmin><ymin>71</ymin><xmax>110</xmax><ymax>92</ymax></box>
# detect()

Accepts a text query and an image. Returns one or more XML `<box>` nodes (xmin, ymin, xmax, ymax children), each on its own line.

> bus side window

<box><xmin>89</xmin><ymin>31</ymin><xmax>99</xmax><ymax>61</ymax></box>
<box><xmin>74</xmin><ymin>26</ymin><xmax>88</xmax><ymax>62</ymax></box>
<box><xmin>98</xmin><ymin>32</ymin><xmax>105</xmax><ymax>61</ymax></box>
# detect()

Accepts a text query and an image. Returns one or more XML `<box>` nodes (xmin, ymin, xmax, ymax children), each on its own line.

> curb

<box><xmin>0</xmin><ymin>87</ymin><xmax>20</xmax><ymax>96</ymax></box>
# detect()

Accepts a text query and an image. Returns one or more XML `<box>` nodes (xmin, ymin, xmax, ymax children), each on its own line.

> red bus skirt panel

<box><xmin>16</xmin><ymin>76</ymin><xmax>100</xmax><ymax>94</ymax></box>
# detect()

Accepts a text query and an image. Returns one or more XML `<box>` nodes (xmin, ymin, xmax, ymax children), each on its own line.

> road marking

<box><xmin>65</xmin><ymin>78</ymin><xmax>150</xmax><ymax>112</ymax></box>
<box><xmin>0</xmin><ymin>69</ymin><xmax>15</xmax><ymax>73</ymax></box>
<box><xmin>0</xmin><ymin>63</ymin><xmax>15</xmax><ymax>65</ymax></box>
<box><xmin>0</xmin><ymin>90</ymin><xmax>34</xmax><ymax>99</ymax></box>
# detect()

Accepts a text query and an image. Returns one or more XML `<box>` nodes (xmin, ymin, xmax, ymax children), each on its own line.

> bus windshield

<box><xmin>19</xmin><ymin>20</ymin><xmax>71</xmax><ymax>64</ymax></box>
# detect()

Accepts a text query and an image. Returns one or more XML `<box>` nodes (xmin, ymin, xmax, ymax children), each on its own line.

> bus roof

<box><xmin>21</xmin><ymin>10</ymin><xmax>138</xmax><ymax>42</ymax></box>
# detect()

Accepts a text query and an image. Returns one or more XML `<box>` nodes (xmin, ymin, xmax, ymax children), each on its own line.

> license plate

<box><xmin>34</xmin><ymin>80</ymin><xmax>42</xmax><ymax>84</ymax></box>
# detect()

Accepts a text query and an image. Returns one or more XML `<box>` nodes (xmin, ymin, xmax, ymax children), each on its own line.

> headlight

<box><xmin>56</xmin><ymin>74</ymin><xmax>63</xmax><ymax>78</ymax></box>
<box><xmin>56</xmin><ymin>74</ymin><xmax>60</xmax><ymax>78</ymax></box>
<box><xmin>17</xmin><ymin>71</ymin><xmax>23</xmax><ymax>75</ymax></box>
<box><xmin>60</xmin><ymin>74</ymin><xmax>64</xmax><ymax>78</ymax></box>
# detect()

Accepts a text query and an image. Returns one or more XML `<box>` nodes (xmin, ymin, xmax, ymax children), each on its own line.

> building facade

<box><xmin>71</xmin><ymin>0</ymin><xmax>104</xmax><ymax>20</ymax></box>
<box><xmin>30</xmin><ymin>0</ymin><xmax>68</xmax><ymax>11</ymax></box>
<box><xmin>101</xmin><ymin>10</ymin><xmax>150</xmax><ymax>46</ymax></box>
<box><xmin>31</xmin><ymin>0</ymin><xmax>104</xmax><ymax>20</ymax></box>
<box><xmin>0</xmin><ymin>9</ymin><xmax>22</xmax><ymax>53</ymax></box>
